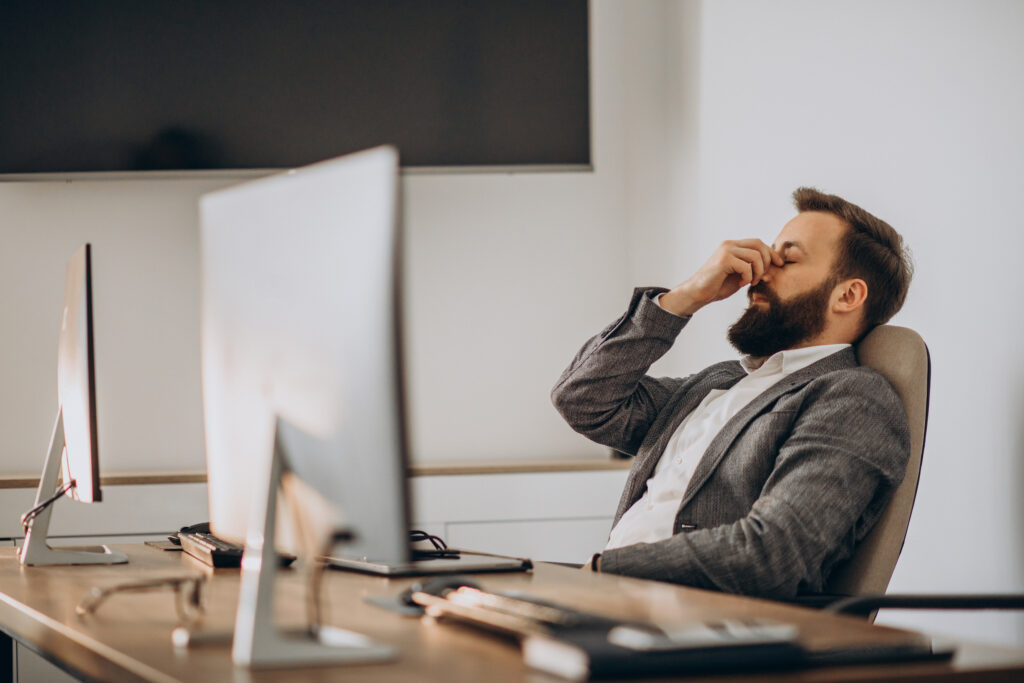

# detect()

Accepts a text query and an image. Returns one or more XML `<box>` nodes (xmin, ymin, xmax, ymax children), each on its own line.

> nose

<box><xmin>761</xmin><ymin>263</ymin><xmax>777</xmax><ymax>282</ymax></box>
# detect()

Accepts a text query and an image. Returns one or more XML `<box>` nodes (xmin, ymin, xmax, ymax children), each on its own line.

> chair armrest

<box><xmin>786</xmin><ymin>594</ymin><xmax>852</xmax><ymax>610</ymax></box>
<box><xmin>825</xmin><ymin>594</ymin><xmax>1024</xmax><ymax>618</ymax></box>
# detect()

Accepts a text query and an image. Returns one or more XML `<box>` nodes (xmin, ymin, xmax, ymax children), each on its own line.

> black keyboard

<box><xmin>172</xmin><ymin>523</ymin><xmax>297</xmax><ymax>569</ymax></box>
<box><xmin>177</xmin><ymin>529</ymin><xmax>245</xmax><ymax>568</ymax></box>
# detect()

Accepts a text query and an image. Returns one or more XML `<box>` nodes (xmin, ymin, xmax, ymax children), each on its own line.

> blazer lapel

<box><xmin>616</xmin><ymin>363</ymin><xmax>745</xmax><ymax>520</ymax></box>
<box><xmin>677</xmin><ymin>347</ymin><xmax>858</xmax><ymax>511</ymax></box>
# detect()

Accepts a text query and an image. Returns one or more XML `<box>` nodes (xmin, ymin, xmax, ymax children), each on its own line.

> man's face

<box><xmin>727</xmin><ymin>212</ymin><xmax>847</xmax><ymax>357</ymax></box>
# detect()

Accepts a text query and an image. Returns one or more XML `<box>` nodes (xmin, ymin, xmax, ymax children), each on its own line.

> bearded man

<box><xmin>551</xmin><ymin>187</ymin><xmax>913</xmax><ymax>599</ymax></box>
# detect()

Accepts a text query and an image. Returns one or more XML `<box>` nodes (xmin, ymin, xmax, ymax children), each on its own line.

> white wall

<box><xmin>655</xmin><ymin>0</ymin><xmax>1024</xmax><ymax>647</ymax></box>
<box><xmin>0</xmin><ymin>177</ymin><xmax>222</xmax><ymax>474</ymax></box>
<box><xmin>0</xmin><ymin>0</ymin><xmax>664</xmax><ymax>474</ymax></box>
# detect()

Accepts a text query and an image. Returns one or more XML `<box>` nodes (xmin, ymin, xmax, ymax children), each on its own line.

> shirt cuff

<box><xmin>652</xmin><ymin>291</ymin><xmax>689</xmax><ymax>320</ymax></box>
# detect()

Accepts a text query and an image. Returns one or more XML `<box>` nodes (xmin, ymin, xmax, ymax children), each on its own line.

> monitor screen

<box><xmin>57</xmin><ymin>244</ymin><xmax>102</xmax><ymax>503</ymax></box>
<box><xmin>0</xmin><ymin>0</ymin><xmax>590</xmax><ymax>174</ymax></box>
<box><xmin>199</xmin><ymin>146</ymin><xmax>411</xmax><ymax>563</ymax></box>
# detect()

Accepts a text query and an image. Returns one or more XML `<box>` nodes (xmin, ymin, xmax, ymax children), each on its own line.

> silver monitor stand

<box><xmin>231</xmin><ymin>417</ymin><xmax>395</xmax><ymax>668</ymax></box>
<box><xmin>20</xmin><ymin>409</ymin><xmax>128</xmax><ymax>566</ymax></box>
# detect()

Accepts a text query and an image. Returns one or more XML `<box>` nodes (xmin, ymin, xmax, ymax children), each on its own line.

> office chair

<box><xmin>791</xmin><ymin>324</ymin><xmax>931</xmax><ymax>617</ymax></box>
<box><xmin>793</xmin><ymin>327</ymin><xmax>1024</xmax><ymax>621</ymax></box>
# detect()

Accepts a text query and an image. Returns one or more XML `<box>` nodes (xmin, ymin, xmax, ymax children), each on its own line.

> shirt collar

<box><xmin>740</xmin><ymin>343</ymin><xmax>851</xmax><ymax>376</ymax></box>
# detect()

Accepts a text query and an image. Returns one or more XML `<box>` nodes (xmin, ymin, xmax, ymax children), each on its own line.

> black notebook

<box><xmin>522</xmin><ymin>620</ymin><xmax>804</xmax><ymax>681</ymax></box>
<box><xmin>522</xmin><ymin>620</ymin><xmax>952</xmax><ymax>681</ymax></box>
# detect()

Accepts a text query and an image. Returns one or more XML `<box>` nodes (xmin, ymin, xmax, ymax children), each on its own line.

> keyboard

<box><xmin>446</xmin><ymin>587</ymin><xmax>630</xmax><ymax>632</ymax></box>
<box><xmin>177</xmin><ymin>529</ymin><xmax>245</xmax><ymax>568</ymax></box>
<box><xmin>174</xmin><ymin>523</ymin><xmax>454</xmax><ymax>570</ymax></box>
<box><xmin>172</xmin><ymin>523</ymin><xmax>296</xmax><ymax>569</ymax></box>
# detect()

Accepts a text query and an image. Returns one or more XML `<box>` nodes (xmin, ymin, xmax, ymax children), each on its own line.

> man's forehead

<box><xmin>773</xmin><ymin>212</ymin><xmax>845</xmax><ymax>253</ymax></box>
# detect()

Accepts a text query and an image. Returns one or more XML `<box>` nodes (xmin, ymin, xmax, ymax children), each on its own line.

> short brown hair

<box><xmin>792</xmin><ymin>187</ymin><xmax>912</xmax><ymax>330</ymax></box>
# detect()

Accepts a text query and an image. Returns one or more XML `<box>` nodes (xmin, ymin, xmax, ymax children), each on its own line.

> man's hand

<box><xmin>660</xmin><ymin>239</ymin><xmax>783</xmax><ymax>316</ymax></box>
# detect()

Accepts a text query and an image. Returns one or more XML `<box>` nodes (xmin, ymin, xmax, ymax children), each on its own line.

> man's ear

<box><xmin>833</xmin><ymin>278</ymin><xmax>868</xmax><ymax>314</ymax></box>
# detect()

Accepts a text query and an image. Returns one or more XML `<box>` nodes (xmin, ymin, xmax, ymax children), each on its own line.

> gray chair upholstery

<box><xmin>789</xmin><ymin>325</ymin><xmax>930</xmax><ymax>616</ymax></box>
<box><xmin>825</xmin><ymin>324</ymin><xmax>931</xmax><ymax>597</ymax></box>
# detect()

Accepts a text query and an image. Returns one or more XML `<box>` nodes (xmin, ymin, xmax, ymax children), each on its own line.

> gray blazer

<box><xmin>551</xmin><ymin>288</ymin><xmax>910</xmax><ymax>599</ymax></box>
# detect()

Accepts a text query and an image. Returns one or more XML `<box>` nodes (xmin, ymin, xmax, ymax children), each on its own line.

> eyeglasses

<box><xmin>76</xmin><ymin>575</ymin><xmax>206</xmax><ymax>623</ymax></box>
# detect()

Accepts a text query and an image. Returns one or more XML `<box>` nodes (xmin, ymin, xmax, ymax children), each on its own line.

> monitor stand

<box><xmin>20</xmin><ymin>410</ymin><xmax>128</xmax><ymax>567</ymax></box>
<box><xmin>231</xmin><ymin>417</ymin><xmax>395</xmax><ymax>668</ymax></box>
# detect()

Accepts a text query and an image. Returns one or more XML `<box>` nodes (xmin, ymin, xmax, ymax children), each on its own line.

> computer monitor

<box><xmin>199</xmin><ymin>146</ymin><xmax>410</xmax><ymax>666</ymax></box>
<box><xmin>19</xmin><ymin>244</ymin><xmax>128</xmax><ymax>566</ymax></box>
<box><xmin>57</xmin><ymin>244</ymin><xmax>101</xmax><ymax>503</ymax></box>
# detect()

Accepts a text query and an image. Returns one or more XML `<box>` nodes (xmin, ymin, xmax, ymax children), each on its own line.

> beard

<box><xmin>727</xmin><ymin>277</ymin><xmax>836</xmax><ymax>358</ymax></box>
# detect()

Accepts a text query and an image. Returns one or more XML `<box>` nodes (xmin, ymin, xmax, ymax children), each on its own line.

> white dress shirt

<box><xmin>604</xmin><ymin>301</ymin><xmax>849</xmax><ymax>551</ymax></box>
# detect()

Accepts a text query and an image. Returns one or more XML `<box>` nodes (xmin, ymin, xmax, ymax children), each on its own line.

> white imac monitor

<box><xmin>58</xmin><ymin>244</ymin><xmax>102</xmax><ymax>502</ymax></box>
<box><xmin>200</xmin><ymin>146</ymin><xmax>411</xmax><ymax>563</ymax></box>
<box><xmin>200</xmin><ymin>146</ymin><xmax>411</xmax><ymax>666</ymax></box>
<box><xmin>19</xmin><ymin>244</ymin><xmax>128</xmax><ymax>566</ymax></box>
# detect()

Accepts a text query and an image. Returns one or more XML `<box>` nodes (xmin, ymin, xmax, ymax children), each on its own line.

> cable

<box><xmin>20</xmin><ymin>479</ymin><xmax>77</xmax><ymax>532</ymax></box>
<box><xmin>410</xmin><ymin>529</ymin><xmax>447</xmax><ymax>550</ymax></box>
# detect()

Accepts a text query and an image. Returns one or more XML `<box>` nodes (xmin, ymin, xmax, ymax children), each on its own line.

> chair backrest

<box><xmin>824</xmin><ymin>324</ymin><xmax>931</xmax><ymax>597</ymax></box>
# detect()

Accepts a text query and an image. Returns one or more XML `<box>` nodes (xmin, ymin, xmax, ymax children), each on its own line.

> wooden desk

<box><xmin>0</xmin><ymin>545</ymin><xmax>1022</xmax><ymax>682</ymax></box>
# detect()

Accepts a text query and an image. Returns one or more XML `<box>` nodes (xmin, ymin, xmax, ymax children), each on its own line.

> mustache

<box><xmin>747</xmin><ymin>282</ymin><xmax>776</xmax><ymax>301</ymax></box>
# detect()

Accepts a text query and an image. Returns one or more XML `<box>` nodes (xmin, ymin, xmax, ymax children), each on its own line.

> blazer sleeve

<box><xmin>598</xmin><ymin>368</ymin><xmax>911</xmax><ymax>598</ymax></box>
<box><xmin>550</xmin><ymin>287</ymin><xmax>691</xmax><ymax>456</ymax></box>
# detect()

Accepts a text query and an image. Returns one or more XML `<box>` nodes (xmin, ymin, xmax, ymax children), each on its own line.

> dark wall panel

<box><xmin>0</xmin><ymin>0</ymin><xmax>590</xmax><ymax>173</ymax></box>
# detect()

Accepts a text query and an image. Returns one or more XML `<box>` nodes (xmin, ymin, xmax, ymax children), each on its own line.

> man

<box><xmin>551</xmin><ymin>187</ymin><xmax>913</xmax><ymax>599</ymax></box>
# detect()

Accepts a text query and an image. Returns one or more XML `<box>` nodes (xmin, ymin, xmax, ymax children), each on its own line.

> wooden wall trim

<box><xmin>0</xmin><ymin>458</ymin><xmax>632</xmax><ymax>489</ymax></box>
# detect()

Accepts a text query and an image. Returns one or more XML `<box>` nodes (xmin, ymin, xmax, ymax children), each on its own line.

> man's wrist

<box><xmin>658</xmin><ymin>288</ymin><xmax>703</xmax><ymax>317</ymax></box>
<box><xmin>590</xmin><ymin>553</ymin><xmax>601</xmax><ymax>572</ymax></box>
